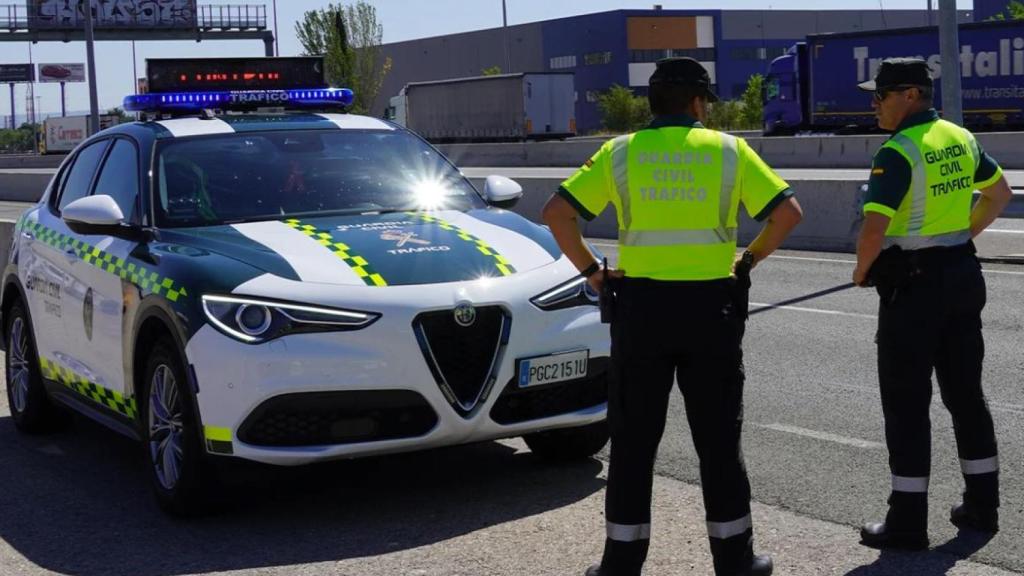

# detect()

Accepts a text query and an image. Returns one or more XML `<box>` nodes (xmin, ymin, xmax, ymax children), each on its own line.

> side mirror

<box><xmin>483</xmin><ymin>175</ymin><xmax>523</xmax><ymax>209</ymax></box>
<box><xmin>63</xmin><ymin>195</ymin><xmax>133</xmax><ymax>237</ymax></box>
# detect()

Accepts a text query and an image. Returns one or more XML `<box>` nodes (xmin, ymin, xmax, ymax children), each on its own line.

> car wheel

<box><xmin>523</xmin><ymin>420</ymin><xmax>609</xmax><ymax>462</ymax></box>
<box><xmin>4</xmin><ymin>302</ymin><xmax>64</xmax><ymax>433</ymax></box>
<box><xmin>142</xmin><ymin>337</ymin><xmax>213</xmax><ymax>516</ymax></box>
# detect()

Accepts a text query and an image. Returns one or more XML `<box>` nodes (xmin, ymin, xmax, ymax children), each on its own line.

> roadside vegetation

<box><xmin>595</xmin><ymin>73</ymin><xmax>765</xmax><ymax>134</ymax></box>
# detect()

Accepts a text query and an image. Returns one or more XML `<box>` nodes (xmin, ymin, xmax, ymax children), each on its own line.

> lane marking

<box><xmin>749</xmin><ymin>302</ymin><xmax>877</xmax><ymax>319</ymax></box>
<box><xmin>755</xmin><ymin>423</ymin><xmax>885</xmax><ymax>450</ymax></box>
<box><xmin>986</xmin><ymin>229</ymin><xmax>1024</xmax><ymax>234</ymax></box>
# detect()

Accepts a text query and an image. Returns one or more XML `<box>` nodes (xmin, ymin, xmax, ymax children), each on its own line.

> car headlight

<box><xmin>201</xmin><ymin>295</ymin><xmax>380</xmax><ymax>344</ymax></box>
<box><xmin>530</xmin><ymin>276</ymin><xmax>599</xmax><ymax>311</ymax></box>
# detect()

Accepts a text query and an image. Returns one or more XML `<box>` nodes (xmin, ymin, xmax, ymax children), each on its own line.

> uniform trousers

<box><xmin>876</xmin><ymin>248</ymin><xmax>999</xmax><ymax>530</ymax></box>
<box><xmin>601</xmin><ymin>277</ymin><xmax>755</xmax><ymax>576</ymax></box>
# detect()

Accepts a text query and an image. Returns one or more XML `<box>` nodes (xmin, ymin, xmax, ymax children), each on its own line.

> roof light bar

<box><xmin>123</xmin><ymin>88</ymin><xmax>355</xmax><ymax>113</ymax></box>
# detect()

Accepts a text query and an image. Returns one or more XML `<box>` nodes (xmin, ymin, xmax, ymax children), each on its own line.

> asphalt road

<box><xmin>0</xmin><ymin>247</ymin><xmax>1021</xmax><ymax>575</ymax></box>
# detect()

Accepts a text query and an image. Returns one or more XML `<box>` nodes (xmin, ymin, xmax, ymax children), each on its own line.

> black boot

<box><xmin>583</xmin><ymin>565</ymin><xmax>603</xmax><ymax>576</ymax></box>
<box><xmin>859</xmin><ymin>522</ymin><xmax>929</xmax><ymax>550</ymax></box>
<box><xmin>950</xmin><ymin>502</ymin><xmax>999</xmax><ymax>533</ymax></box>
<box><xmin>732</xmin><ymin>554</ymin><xmax>773</xmax><ymax>576</ymax></box>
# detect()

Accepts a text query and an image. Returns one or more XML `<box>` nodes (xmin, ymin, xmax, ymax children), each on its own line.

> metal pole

<box><xmin>60</xmin><ymin>82</ymin><xmax>66</xmax><ymax>116</ymax></box>
<box><xmin>938</xmin><ymin>0</ymin><xmax>962</xmax><ymax>124</ymax></box>
<box><xmin>927</xmin><ymin>0</ymin><xmax>933</xmax><ymax>26</ymax></box>
<box><xmin>8</xmin><ymin>83</ymin><xmax>14</xmax><ymax>129</ymax></box>
<box><xmin>131</xmin><ymin>40</ymin><xmax>138</xmax><ymax>94</ymax></box>
<box><xmin>27</xmin><ymin>40</ymin><xmax>34</xmax><ymax>125</ymax></box>
<box><xmin>83</xmin><ymin>0</ymin><xmax>100</xmax><ymax>134</ymax></box>
<box><xmin>272</xmin><ymin>0</ymin><xmax>279</xmax><ymax>56</ymax></box>
<box><xmin>502</xmin><ymin>0</ymin><xmax>510</xmax><ymax>73</ymax></box>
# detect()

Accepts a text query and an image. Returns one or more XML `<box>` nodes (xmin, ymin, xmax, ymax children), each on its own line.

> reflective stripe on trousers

<box><xmin>962</xmin><ymin>456</ymin><xmax>999</xmax><ymax>475</ymax></box>
<box><xmin>892</xmin><ymin>475</ymin><xmax>929</xmax><ymax>493</ymax></box>
<box><xmin>607</xmin><ymin>521</ymin><xmax>651</xmax><ymax>542</ymax></box>
<box><xmin>706</xmin><ymin>514</ymin><xmax>752</xmax><ymax>539</ymax></box>
<box><xmin>614</xmin><ymin>132</ymin><xmax>738</xmax><ymax>247</ymax></box>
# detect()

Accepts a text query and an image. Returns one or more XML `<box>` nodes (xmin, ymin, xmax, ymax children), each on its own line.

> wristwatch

<box><xmin>580</xmin><ymin>261</ymin><xmax>601</xmax><ymax>278</ymax></box>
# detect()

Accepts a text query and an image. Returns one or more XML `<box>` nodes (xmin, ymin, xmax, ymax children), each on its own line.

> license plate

<box><xmin>517</xmin><ymin>349</ymin><xmax>589</xmax><ymax>388</ymax></box>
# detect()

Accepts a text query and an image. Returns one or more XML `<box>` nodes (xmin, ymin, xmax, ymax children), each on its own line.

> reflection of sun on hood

<box><xmin>164</xmin><ymin>209</ymin><xmax>562</xmax><ymax>287</ymax></box>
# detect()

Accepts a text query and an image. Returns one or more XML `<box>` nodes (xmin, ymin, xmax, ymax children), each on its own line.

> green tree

<box><xmin>597</xmin><ymin>85</ymin><xmax>651</xmax><ymax>133</ymax></box>
<box><xmin>988</xmin><ymin>0</ymin><xmax>1024</xmax><ymax>19</ymax></box>
<box><xmin>481</xmin><ymin>65</ymin><xmax>502</xmax><ymax>76</ymax></box>
<box><xmin>740</xmin><ymin>74</ymin><xmax>764</xmax><ymax>128</ymax></box>
<box><xmin>705</xmin><ymin>100</ymin><xmax>745</xmax><ymax>131</ymax></box>
<box><xmin>295</xmin><ymin>1</ymin><xmax>391</xmax><ymax>114</ymax></box>
<box><xmin>0</xmin><ymin>123</ymin><xmax>38</xmax><ymax>153</ymax></box>
<box><xmin>105</xmin><ymin>107</ymin><xmax>134</xmax><ymax>124</ymax></box>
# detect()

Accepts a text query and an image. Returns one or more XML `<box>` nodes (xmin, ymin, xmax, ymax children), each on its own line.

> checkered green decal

<box><xmin>284</xmin><ymin>218</ymin><xmax>388</xmax><ymax>287</ymax></box>
<box><xmin>39</xmin><ymin>356</ymin><xmax>138</xmax><ymax>419</ymax></box>
<box><xmin>22</xmin><ymin>221</ymin><xmax>188</xmax><ymax>302</ymax></box>
<box><xmin>410</xmin><ymin>213</ymin><xmax>517</xmax><ymax>276</ymax></box>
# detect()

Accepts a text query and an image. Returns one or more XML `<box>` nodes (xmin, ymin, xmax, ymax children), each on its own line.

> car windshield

<box><xmin>153</xmin><ymin>128</ymin><xmax>485</xmax><ymax>227</ymax></box>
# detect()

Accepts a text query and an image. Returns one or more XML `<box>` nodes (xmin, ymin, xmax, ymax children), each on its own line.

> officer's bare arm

<box><xmin>970</xmin><ymin>175</ymin><xmax>1012</xmax><ymax>237</ymax></box>
<box><xmin>746</xmin><ymin>197</ymin><xmax>803</xmax><ymax>267</ymax></box>
<box><xmin>853</xmin><ymin>212</ymin><xmax>891</xmax><ymax>286</ymax></box>
<box><xmin>542</xmin><ymin>194</ymin><xmax>602</xmax><ymax>272</ymax></box>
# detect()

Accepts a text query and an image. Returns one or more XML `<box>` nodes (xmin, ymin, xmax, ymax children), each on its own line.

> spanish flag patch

<box><xmin>584</xmin><ymin>159</ymin><xmax>594</xmax><ymax>168</ymax></box>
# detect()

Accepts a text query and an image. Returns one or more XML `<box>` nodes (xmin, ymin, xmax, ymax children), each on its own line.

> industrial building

<box><xmin>377</xmin><ymin>7</ymin><xmax>973</xmax><ymax>134</ymax></box>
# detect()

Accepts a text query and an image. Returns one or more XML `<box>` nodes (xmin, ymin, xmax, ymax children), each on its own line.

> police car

<box><xmin>1</xmin><ymin>58</ymin><xmax>609</xmax><ymax>515</ymax></box>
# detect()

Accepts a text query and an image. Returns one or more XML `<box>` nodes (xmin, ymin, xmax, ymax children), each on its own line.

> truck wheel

<box><xmin>142</xmin><ymin>338</ymin><xmax>214</xmax><ymax>516</ymax></box>
<box><xmin>523</xmin><ymin>420</ymin><xmax>609</xmax><ymax>462</ymax></box>
<box><xmin>5</xmin><ymin>302</ymin><xmax>64</xmax><ymax>433</ymax></box>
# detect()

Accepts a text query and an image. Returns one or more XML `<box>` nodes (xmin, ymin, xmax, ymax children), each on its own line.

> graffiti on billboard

<box><xmin>30</xmin><ymin>0</ymin><xmax>197</xmax><ymax>29</ymax></box>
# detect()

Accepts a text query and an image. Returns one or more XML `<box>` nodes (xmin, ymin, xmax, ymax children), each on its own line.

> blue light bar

<box><xmin>124</xmin><ymin>88</ymin><xmax>355</xmax><ymax>113</ymax></box>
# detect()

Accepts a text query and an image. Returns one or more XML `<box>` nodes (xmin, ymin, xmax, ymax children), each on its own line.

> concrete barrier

<box><xmin>0</xmin><ymin>172</ymin><xmax>53</xmax><ymax>202</ymax></box>
<box><xmin>443</xmin><ymin>131</ymin><xmax>1024</xmax><ymax>170</ymax></box>
<box><xmin>469</xmin><ymin>176</ymin><xmax>866</xmax><ymax>252</ymax></box>
<box><xmin>0</xmin><ymin>220</ymin><xmax>13</xmax><ymax>281</ymax></box>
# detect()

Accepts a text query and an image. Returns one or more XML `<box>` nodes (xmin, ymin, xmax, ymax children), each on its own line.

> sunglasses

<box><xmin>873</xmin><ymin>86</ymin><xmax>919</xmax><ymax>102</ymax></box>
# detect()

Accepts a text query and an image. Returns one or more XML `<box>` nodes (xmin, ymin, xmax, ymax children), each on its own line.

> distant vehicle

<box><xmin>41</xmin><ymin>64</ymin><xmax>72</xmax><ymax>79</ymax></box>
<box><xmin>3</xmin><ymin>57</ymin><xmax>608</xmax><ymax>516</ymax></box>
<box><xmin>385</xmin><ymin>73</ymin><xmax>576</xmax><ymax>142</ymax></box>
<box><xmin>763</xmin><ymin>20</ymin><xmax>1024</xmax><ymax>135</ymax></box>
<box><xmin>42</xmin><ymin>114</ymin><xmax>120</xmax><ymax>154</ymax></box>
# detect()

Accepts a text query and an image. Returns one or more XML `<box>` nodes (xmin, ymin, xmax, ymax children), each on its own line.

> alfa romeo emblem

<box><xmin>453</xmin><ymin>302</ymin><xmax>476</xmax><ymax>327</ymax></box>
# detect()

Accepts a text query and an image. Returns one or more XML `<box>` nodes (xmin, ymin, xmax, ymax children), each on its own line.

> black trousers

<box><xmin>601</xmin><ymin>278</ymin><xmax>754</xmax><ymax>576</ymax></box>
<box><xmin>876</xmin><ymin>250</ymin><xmax>999</xmax><ymax>530</ymax></box>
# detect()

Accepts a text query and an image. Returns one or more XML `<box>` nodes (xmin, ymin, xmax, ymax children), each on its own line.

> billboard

<box><xmin>0</xmin><ymin>64</ymin><xmax>35</xmax><ymax>83</ymax></box>
<box><xmin>30</xmin><ymin>0</ymin><xmax>197</xmax><ymax>30</ymax></box>
<box><xmin>38</xmin><ymin>63</ymin><xmax>86</xmax><ymax>83</ymax></box>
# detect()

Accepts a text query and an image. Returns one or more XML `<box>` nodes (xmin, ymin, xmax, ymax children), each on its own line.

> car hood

<box><xmin>159</xmin><ymin>209</ymin><xmax>564</xmax><ymax>287</ymax></box>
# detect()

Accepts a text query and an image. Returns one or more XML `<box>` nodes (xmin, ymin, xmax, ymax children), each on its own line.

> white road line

<box><xmin>986</xmin><ymin>229</ymin><xmax>1024</xmax><ymax>234</ymax></box>
<box><xmin>750</xmin><ymin>302</ymin><xmax>877</xmax><ymax>319</ymax></box>
<box><xmin>755</xmin><ymin>423</ymin><xmax>885</xmax><ymax>450</ymax></box>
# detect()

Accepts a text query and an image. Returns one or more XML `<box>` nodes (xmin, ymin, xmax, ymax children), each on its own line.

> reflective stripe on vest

<box><xmin>890</xmin><ymin>133</ymin><xmax>928</xmax><ymax>235</ymax></box>
<box><xmin>616</xmin><ymin>133</ymin><xmax>738</xmax><ymax>247</ymax></box>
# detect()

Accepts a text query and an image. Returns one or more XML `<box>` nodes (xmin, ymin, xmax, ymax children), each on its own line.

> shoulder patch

<box><xmin>584</xmin><ymin>159</ymin><xmax>594</xmax><ymax>168</ymax></box>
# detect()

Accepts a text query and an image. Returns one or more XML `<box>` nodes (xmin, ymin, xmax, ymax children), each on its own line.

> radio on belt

<box><xmin>123</xmin><ymin>56</ymin><xmax>354</xmax><ymax>114</ymax></box>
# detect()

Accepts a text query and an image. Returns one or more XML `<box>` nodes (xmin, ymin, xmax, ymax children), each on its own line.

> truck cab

<box><xmin>763</xmin><ymin>43</ymin><xmax>808</xmax><ymax>135</ymax></box>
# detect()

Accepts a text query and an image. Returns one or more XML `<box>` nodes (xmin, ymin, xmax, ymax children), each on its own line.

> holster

<box><xmin>599</xmin><ymin>275</ymin><xmax>619</xmax><ymax>324</ymax></box>
<box><xmin>868</xmin><ymin>246</ymin><xmax>918</xmax><ymax>304</ymax></box>
<box><xmin>731</xmin><ymin>255</ymin><xmax>753</xmax><ymax>320</ymax></box>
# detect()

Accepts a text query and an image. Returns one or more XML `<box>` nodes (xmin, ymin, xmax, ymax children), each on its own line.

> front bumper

<box><xmin>185</xmin><ymin>293</ymin><xmax>609</xmax><ymax>466</ymax></box>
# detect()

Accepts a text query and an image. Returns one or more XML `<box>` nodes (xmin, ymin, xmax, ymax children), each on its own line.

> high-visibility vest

<box><xmin>877</xmin><ymin>119</ymin><xmax>978</xmax><ymax>250</ymax></box>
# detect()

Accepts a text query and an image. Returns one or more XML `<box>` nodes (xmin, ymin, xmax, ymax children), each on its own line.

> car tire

<box><xmin>523</xmin><ymin>420</ymin><xmax>609</xmax><ymax>462</ymax></box>
<box><xmin>141</xmin><ymin>337</ymin><xmax>214</xmax><ymax>516</ymax></box>
<box><xmin>4</xmin><ymin>301</ymin><xmax>65</xmax><ymax>433</ymax></box>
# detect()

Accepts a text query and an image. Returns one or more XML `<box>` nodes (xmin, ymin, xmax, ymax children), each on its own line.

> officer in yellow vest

<box><xmin>542</xmin><ymin>57</ymin><xmax>803</xmax><ymax>576</ymax></box>
<box><xmin>853</xmin><ymin>58</ymin><xmax>1012</xmax><ymax>549</ymax></box>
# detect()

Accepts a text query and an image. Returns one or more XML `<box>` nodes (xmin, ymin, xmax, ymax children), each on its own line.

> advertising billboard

<box><xmin>37</xmin><ymin>63</ymin><xmax>86</xmax><ymax>83</ymax></box>
<box><xmin>30</xmin><ymin>0</ymin><xmax>197</xmax><ymax>30</ymax></box>
<box><xmin>0</xmin><ymin>64</ymin><xmax>35</xmax><ymax>83</ymax></box>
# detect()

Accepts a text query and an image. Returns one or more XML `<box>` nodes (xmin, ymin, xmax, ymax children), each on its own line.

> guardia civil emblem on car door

<box><xmin>453</xmin><ymin>301</ymin><xmax>476</xmax><ymax>327</ymax></box>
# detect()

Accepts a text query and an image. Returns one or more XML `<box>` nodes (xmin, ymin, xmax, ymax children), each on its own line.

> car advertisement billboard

<box><xmin>37</xmin><ymin>63</ymin><xmax>86</xmax><ymax>83</ymax></box>
<box><xmin>30</xmin><ymin>0</ymin><xmax>197</xmax><ymax>30</ymax></box>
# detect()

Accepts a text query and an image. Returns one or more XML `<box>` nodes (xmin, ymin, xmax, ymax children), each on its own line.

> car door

<box><xmin>22</xmin><ymin>138</ymin><xmax>110</xmax><ymax>385</ymax></box>
<box><xmin>59</xmin><ymin>137</ymin><xmax>143</xmax><ymax>420</ymax></box>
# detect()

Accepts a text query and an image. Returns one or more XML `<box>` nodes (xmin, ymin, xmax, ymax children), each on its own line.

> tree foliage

<box><xmin>0</xmin><ymin>124</ymin><xmax>39</xmax><ymax>153</ymax></box>
<box><xmin>989</xmin><ymin>0</ymin><xmax>1024</xmax><ymax>19</ymax></box>
<box><xmin>481</xmin><ymin>65</ymin><xmax>502</xmax><ymax>76</ymax></box>
<box><xmin>597</xmin><ymin>85</ymin><xmax>652</xmax><ymax>133</ymax></box>
<box><xmin>295</xmin><ymin>1</ymin><xmax>391</xmax><ymax>114</ymax></box>
<box><xmin>705</xmin><ymin>74</ymin><xmax>765</xmax><ymax>131</ymax></box>
<box><xmin>740</xmin><ymin>74</ymin><xmax>764</xmax><ymax>128</ymax></box>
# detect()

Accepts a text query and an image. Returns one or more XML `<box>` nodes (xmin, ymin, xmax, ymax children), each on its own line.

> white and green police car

<box><xmin>1</xmin><ymin>58</ymin><xmax>608</xmax><ymax>515</ymax></box>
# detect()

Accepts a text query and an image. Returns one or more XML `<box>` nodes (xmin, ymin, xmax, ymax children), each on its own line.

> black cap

<box><xmin>649</xmin><ymin>57</ymin><xmax>719</xmax><ymax>103</ymax></box>
<box><xmin>857</xmin><ymin>57</ymin><xmax>933</xmax><ymax>91</ymax></box>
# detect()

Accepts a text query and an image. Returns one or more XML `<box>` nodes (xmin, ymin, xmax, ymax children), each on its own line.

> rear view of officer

<box><xmin>852</xmin><ymin>58</ymin><xmax>1013</xmax><ymax>549</ymax></box>
<box><xmin>542</xmin><ymin>58</ymin><xmax>802</xmax><ymax>576</ymax></box>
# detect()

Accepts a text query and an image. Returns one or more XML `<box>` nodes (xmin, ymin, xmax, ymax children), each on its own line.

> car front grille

<box><xmin>490</xmin><ymin>356</ymin><xmax>609</xmax><ymax>425</ymax></box>
<box><xmin>412</xmin><ymin>306</ymin><xmax>510</xmax><ymax>416</ymax></box>
<box><xmin>237</xmin><ymin>390</ymin><xmax>438</xmax><ymax>447</ymax></box>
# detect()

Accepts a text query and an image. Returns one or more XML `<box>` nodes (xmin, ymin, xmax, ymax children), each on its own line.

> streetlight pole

<box><xmin>272</xmin><ymin>0</ymin><xmax>279</xmax><ymax>57</ymax></box>
<box><xmin>83</xmin><ymin>0</ymin><xmax>100</xmax><ymax>135</ymax></box>
<box><xmin>131</xmin><ymin>40</ymin><xmax>138</xmax><ymax>94</ymax></box>
<box><xmin>502</xmin><ymin>0</ymin><xmax>511</xmax><ymax>73</ymax></box>
<box><xmin>938</xmin><ymin>0</ymin><xmax>962</xmax><ymax>124</ymax></box>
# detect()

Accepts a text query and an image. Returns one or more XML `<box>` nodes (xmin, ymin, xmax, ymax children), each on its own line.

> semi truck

<box><xmin>41</xmin><ymin>114</ymin><xmax>121</xmax><ymax>153</ymax></box>
<box><xmin>763</xmin><ymin>20</ymin><xmax>1024</xmax><ymax>135</ymax></box>
<box><xmin>385</xmin><ymin>73</ymin><xmax>576</xmax><ymax>142</ymax></box>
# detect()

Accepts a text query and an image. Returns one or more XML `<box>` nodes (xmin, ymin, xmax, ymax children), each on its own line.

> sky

<box><xmin>1</xmin><ymin>0</ymin><xmax>974</xmax><ymax>121</ymax></box>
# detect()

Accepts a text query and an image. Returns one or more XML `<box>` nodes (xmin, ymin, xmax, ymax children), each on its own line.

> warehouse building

<box><xmin>377</xmin><ymin>7</ymin><xmax>971</xmax><ymax>134</ymax></box>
